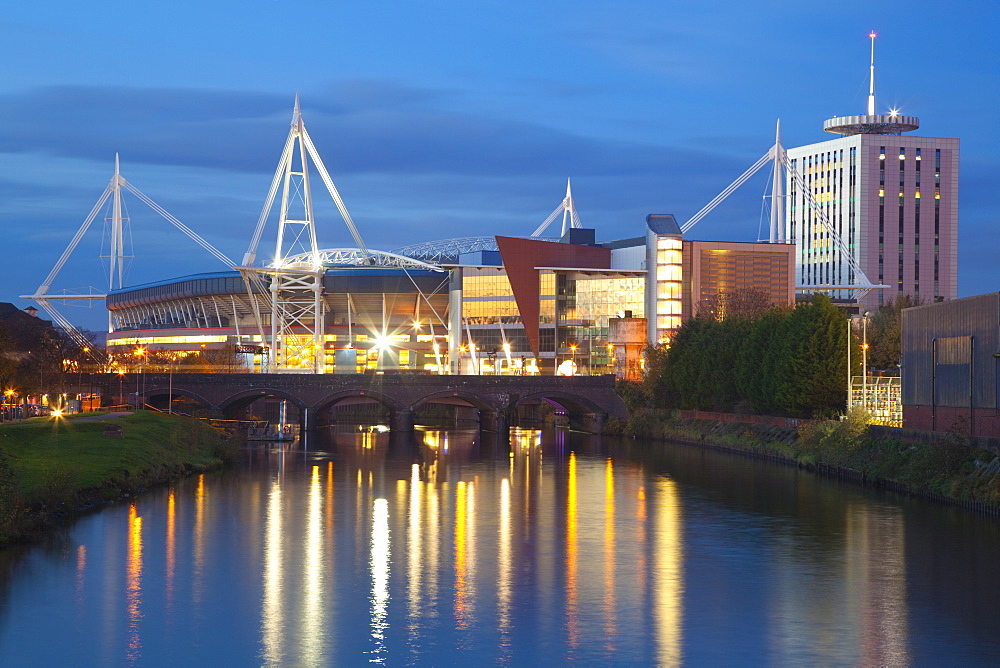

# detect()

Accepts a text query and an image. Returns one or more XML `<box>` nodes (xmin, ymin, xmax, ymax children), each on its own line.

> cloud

<box><xmin>0</xmin><ymin>83</ymin><xmax>755</xmax><ymax>181</ymax></box>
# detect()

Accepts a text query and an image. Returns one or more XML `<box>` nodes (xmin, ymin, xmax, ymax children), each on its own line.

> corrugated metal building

<box><xmin>902</xmin><ymin>293</ymin><xmax>1000</xmax><ymax>436</ymax></box>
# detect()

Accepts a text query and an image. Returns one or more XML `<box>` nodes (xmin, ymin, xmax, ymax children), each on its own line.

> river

<box><xmin>2</xmin><ymin>426</ymin><xmax>999</xmax><ymax>665</ymax></box>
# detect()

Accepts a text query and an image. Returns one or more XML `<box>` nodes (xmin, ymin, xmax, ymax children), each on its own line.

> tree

<box><xmin>866</xmin><ymin>295</ymin><xmax>919</xmax><ymax>371</ymax></box>
<box><xmin>0</xmin><ymin>324</ymin><xmax>19</xmax><ymax>392</ymax></box>
<box><xmin>696</xmin><ymin>288</ymin><xmax>773</xmax><ymax>322</ymax></box>
<box><xmin>774</xmin><ymin>294</ymin><xmax>849</xmax><ymax>418</ymax></box>
<box><xmin>735</xmin><ymin>307</ymin><xmax>790</xmax><ymax>415</ymax></box>
<box><xmin>201</xmin><ymin>342</ymin><xmax>248</xmax><ymax>373</ymax></box>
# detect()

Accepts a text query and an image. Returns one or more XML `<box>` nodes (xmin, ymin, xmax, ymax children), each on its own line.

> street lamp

<box><xmin>861</xmin><ymin>312</ymin><xmax>870</xmax><ymax>410</ymax></box>
<box><xmin>2</xmin><ymin>389</ymin><xmax>13</xmax><ymax>422</ymax></box>
<box><xmin>570</xmin><ymin>344</ymin><xmax>577</xmax><ymax>375</ymax></box>
<box><xmin>134</xmin><ymin>348</ymin><xmax>146</xmax><ymax>410</ymax></box>
<box><xmin>168</xmin><ymin>354</ymin><xmax>178</xmax><ymax>414</ymax></box>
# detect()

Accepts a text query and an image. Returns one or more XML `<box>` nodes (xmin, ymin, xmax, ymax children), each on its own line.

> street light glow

<box><xmin>372</xmin><ymin>333</ymin><xmax>392</xmax><ymax>351</ymax></box>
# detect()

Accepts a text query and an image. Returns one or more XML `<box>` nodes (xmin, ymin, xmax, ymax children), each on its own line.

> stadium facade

<box><xmin>29</xmin><ymin>98</ymin><xmax>799</xmax><ymax>376</ymax></box>
<box><xmin>105</xmin><ymin>215</ymin><xmax>795</xmax><ymax>376</ymax></box>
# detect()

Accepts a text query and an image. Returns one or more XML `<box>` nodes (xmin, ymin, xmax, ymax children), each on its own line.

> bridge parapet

<box><xmin>133</xmin><ymin>372</ymin><xmax>626</xmax><ymax>432</ymax></box>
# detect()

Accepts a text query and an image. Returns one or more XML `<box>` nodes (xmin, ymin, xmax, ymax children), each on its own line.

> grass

<box><xmin>0</xmin><ymin>411</ymin><xmax>236</xmax><ymax>545</ymax></box>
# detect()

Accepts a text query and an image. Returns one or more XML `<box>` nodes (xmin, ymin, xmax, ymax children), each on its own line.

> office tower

<box><xmin>785</xmin><ymin>33</ymin><xmax>958</xmax><ymax>310</ymax></box>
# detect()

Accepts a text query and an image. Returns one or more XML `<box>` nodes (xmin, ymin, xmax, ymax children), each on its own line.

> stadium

<box><xmin>27</xmin><ymin>99</ymin><xmax>798</xmax><ymax>378</ymax></box>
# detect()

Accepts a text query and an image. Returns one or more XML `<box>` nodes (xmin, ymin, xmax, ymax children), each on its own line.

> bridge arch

<box><xmin>513</xmin><ymin>390</ymin><xmax>610</xmax><ymax>432</ymax></box>
<box><xmin>410</xmin><ymin>389</ymin><xmax>501</xmax><ymax>413</ymax></box>
<box><xmin>139</xmin><ymin>385</ymin><xmax>214</xmax><ymax>412</ymax></box>
<box><xmin>311</xmin><ymin>389</ymin><xmax>408</xmax><ymax>429</ymax></box>
<box><xmin>516</xmin><ymin>390</ymin><xmax>605</xmax><ymax>414</ymax></box>
<box><xmin>219</xmin><ymin>387</ymin><xmax>310</xmax><ymax>422</ymax></box>
<box><xmin>408</xmin><ymin>390</ymin><xmax>507</xmax><ymax>432</ymax></box>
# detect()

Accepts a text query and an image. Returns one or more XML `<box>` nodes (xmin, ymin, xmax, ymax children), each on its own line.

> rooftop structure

<box><xmin>785</xmin><ymin>32</ymin><xmax>958</xmax><ymax>311</ymax></box>
<box><xmin>26</xmin><ymin>98</ymin><xmax>802</xmax><ymax>376</ymax></box>
<box><xmin>823</xmin><ymin>32</ymin><xmax>920</xmax><ymax>136</ymax></box>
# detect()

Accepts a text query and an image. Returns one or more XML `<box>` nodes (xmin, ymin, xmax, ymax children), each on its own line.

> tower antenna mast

<box><xmin>867</xmin><ymin>30</ymin><xmax>877</xmax><ymax>115</ymax></box>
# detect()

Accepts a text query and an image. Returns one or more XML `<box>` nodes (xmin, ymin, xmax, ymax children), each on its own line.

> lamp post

<box><xmin>861</xmin><ymin>312</ymin><xmax>870</xmax><ymax>411</ymax></box>
<box><xmin>847</xmin><ymin>318</ymin><xmax>852</xmax><ymax>411</ymax></box>
<box><xmin>134</xmin><ymin>348</ymin><xmax>146</xmax><ymax>410</ymax></box>
<box><xmin>2</xmin><ymin>389</ymin><xmax>13</xmax><ymax>422</ymax></box>
<box><xmin>168</xmin><ymin>354</ymin><xmax>178</xmax><ymax>414</ymax></box>
<box><xmin>570</xmin><ymin>343</ymin><xmax>577</xmax><ymax>375</ymax></box>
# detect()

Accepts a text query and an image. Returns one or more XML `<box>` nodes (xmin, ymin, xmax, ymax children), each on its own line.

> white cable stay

<box><xmin>24</xmin><ymin>156</ymin><xmax>233</xmax><ymax>357</ymax></box>
<box><xmin>300</xmin><ymin>129</ymin><xmax>370</xmax><ymax>259</ymax></box>
<box><xmin>245</xmin><ymin>135</ymin><xmax>295</xmax><ymax>265</ymax></box>
<box><xmin>243</xmin><ymin>97</ymin><xmax>370</xmax><ymax>268</ymax></box>
<box><xmin>681</xmin><ymin>150</ymin><xmax>772</xmax><ymax>234</ymax></box>
<box><xmin>35</xmin><ymin>184</ymin><xmax>115</xmax><ymax>296</ymax></box>
<box><xmin>121</xmin><ymin>180</ymin><xmax>233</xmax><ymax>268</ymax></box>
<box><xmin>679</xmin><ymin>127</ymin><xmax>882</xmax><ymax>297</ymax></box>
<box><xmin>31</xmin><ymin>298</ymin><xmax>95</xmax><ymax>352</ymax></box>
<box><xmin>531</xmin><ymin>178</ymin><xmax>582</xmax><ymax>237</ymax></box>
<box><xmin>784</xmin><ymin>161</ymin><xmax>872</xmax><ymax>287</ymax></box>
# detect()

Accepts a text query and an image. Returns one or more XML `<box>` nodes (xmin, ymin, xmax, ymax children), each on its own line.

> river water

<box><xmin>2</xmin><ymin>426</ymin><xmax>999</xmax><ymax>665</ymax></box>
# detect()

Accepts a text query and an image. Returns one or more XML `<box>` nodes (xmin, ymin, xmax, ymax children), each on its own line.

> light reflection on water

<box><xmin>1</xmin><ymin>426</ymin><xmax>1000</xmax><ymax>665</ymax></box>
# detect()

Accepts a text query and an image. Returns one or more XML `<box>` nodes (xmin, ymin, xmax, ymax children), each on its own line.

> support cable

<box><xmin>121</xmin><ymin>181</ymin><xmax>234</xmax><ymax>267</ymax></box>
<box><xmin>681</xmin><ymin>150</ymin><xmax>772</xmax><ymax>234</ymax></box>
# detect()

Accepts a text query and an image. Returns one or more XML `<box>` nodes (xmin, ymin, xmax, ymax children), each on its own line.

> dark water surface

<box><xmin>2</xmin><ymin>426</ymin><xmax>999</xmax><ymax>665</ymax></box>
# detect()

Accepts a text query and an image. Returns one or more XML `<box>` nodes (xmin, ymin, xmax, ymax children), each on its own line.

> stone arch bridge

<box><xmin>130</xmin><ymin>373</ymin><xmax>627</xmax><ymax>434</ymax></box>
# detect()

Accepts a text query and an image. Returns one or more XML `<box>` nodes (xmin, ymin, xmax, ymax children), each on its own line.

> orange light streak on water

<box><xmin>193</xmin><ymin>474</ymin><xmax>205</xmax><ymax>605</ymax></box>
<box><xmin>165</xmin><ymin>489</ymin><xmax>175</xmax><ymax>611</ymax></box>
<box><xmin>454</xmin><ymin>481</ymin><xmax>469</xmax><ymax>629</ymax></box>
<box><xmin>125</xmin><ymin>503</ymin><xmax>143</xmax><ymax>665</ymax></box>
<box><xmin>566</xmin><ymin>451</ymin><xmax>579</xmax><ymax>650</ymax></box>
<box><xmin>604</xmin><ymin>458</ymin><xmax>617</xmax><ymax>650</ymax></box>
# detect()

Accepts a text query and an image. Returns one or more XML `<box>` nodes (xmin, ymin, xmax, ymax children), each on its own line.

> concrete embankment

<box><xmin>0</xmin><ymin>411</ymin><xmax>237</xmax><ymax>546</ymax></box>
<box><xmin>604</xmin><ymin>409</ymin><xmax>1000</xmax><ymax>517</ymax></box>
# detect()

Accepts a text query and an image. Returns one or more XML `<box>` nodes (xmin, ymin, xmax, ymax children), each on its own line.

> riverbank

<box><xmin>0</xmin><ymin>411</ymin><xmax>237</xmax><ymax>546</ymax></box>
<box><xmin>605</xmin><ymin>409</ymin><xmax>1000</xmax><ymax>515</ymax></box>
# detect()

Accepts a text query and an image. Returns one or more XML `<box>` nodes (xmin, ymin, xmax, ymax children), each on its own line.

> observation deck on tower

<box><xmin>823</xmin><ymin>112</ymin><xmax>920</xmax><ymax>136</ymax></box>
<box><xmin>823</xmin><ymin>31</ymin><xmax>919</xmax><ymax>136</ymax></box>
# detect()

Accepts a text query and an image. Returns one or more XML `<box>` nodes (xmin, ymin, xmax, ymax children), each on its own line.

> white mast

<box><xmin>239</xmin><ymin>95</ymin><xmax>372</xmax><ymax>373</ymax></box>
<box><xmin>561</xmin><ymin>178</ymin><xmax>574</xmax><ymax>236</ymax></box>
<box><xmin>867</xmin><ymin>31</ymin><xmax>877</xmax><ymax>116</ymax></box>
<box><xmin>108</xmin><ymin>153</ymin><xmax>130</xmax><ymax>295</ymax></box>
<box><xmin>769</xmin><ymin>120</ymin><xmax>785</xmax><ymax>243</ymax></box>
<box><xmin>530</xmin><ymin>178</ymin><xmax>583</xmax><ymax>237</ymax></box>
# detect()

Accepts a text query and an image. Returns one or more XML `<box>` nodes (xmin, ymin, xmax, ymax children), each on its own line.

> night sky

<box><xmin>2</xmin><ymin>1</ymin><xmax>997</xmax><ymax>331</ymax></box>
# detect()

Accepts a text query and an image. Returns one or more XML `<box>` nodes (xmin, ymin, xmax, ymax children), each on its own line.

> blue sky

<box><xmin>2</xmin><ymin>1</ymin><xmax>997</xmax><ymax>330</ymax></box>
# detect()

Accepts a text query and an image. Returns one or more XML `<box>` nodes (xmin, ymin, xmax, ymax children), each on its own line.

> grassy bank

<box><xmin>605</xmin><ymin>410</ymin><xmax>1000</xmax><ymax>513</ymax></box>
<box><xmin>0</xmin><ymin>411</ymin><xmax>237</xmax><ymax>546</ymax></box>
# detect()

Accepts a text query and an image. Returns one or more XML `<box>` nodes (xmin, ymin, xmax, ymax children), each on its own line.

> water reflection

<box><xmin>566</xmin><ymin>451</ymin><xmax>579</xmax><ymax>650</ymax></box>
<box><xmin>851</xmin><ymin>503</ymin><xmax>909</xmax><ymax>666</ymax></box>
<box><xmin>75</xmin><ymin>544</ymin><xmax>86</xmax><ymax>605</ymax></box>
<box><xmin>497</xmin><ymin>477</ymin><xmax>512</xmax><ymax>657</ymax></box>
<box><xmin>654</xmin><ymin>478</ymin><xmax>683</xmax><ymax>666</ymax></box>
<box><xmin>165</xmin><ymin>489</ymin><xmax>175</xmax><ymax>613</ymax></box>
<box><xmin>260</xmin><ymin>477</ymin><xmax>284</xmax><ymax>664</ymax></box>
<box><xmin>2</xmin><ymin>426</ymin><xmax>1000</xmax><ymax>665</ymax></box>
<box><xmin>192</xmin><ymin>474</ymin><xmax>205</xmax><ymax>607</ymax></box>
<box><xmin>369</xmin><ymin>497</ymin><xmax>390</xmax><ymax>663</ymax></box>
<box><xmin>603</xmin><ymin>458</ymin><xmax>616</xmax><ymax>651</ymax></box>
<box><xmin>125</xmin><ymin>503</ymin><xmax>143</xmax><ymax>664</ymax></box>
<box><xmin>300</xmin><ymin>465</ymin><xmax>325</xmax><ymax>663</ymax></box>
